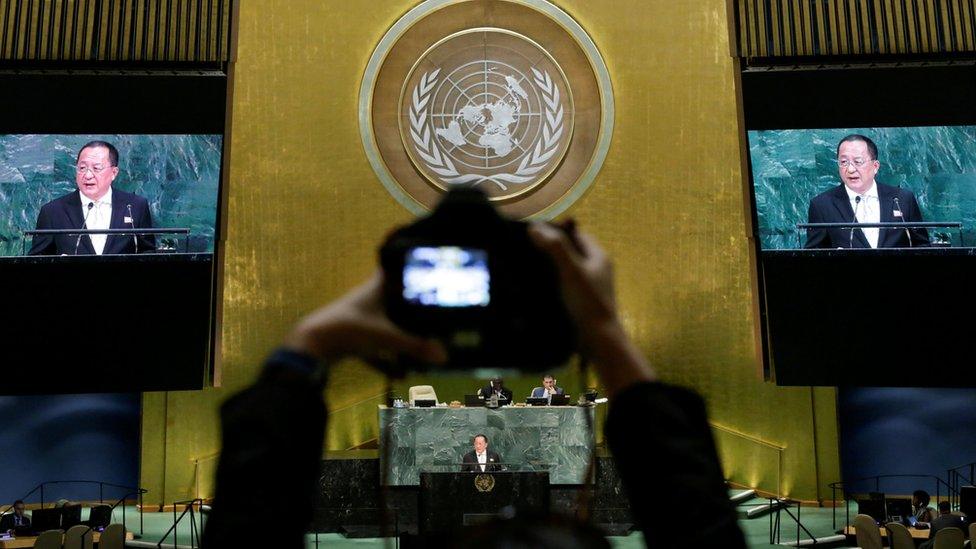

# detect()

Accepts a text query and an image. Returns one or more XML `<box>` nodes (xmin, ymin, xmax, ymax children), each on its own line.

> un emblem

<box><xmin>402</xmin><ymin>29</ymin><xmax>573</xmax><ymax>201</ymax></box>
<box><xmin>474</xmin><ymin>473</ymin><xmax>496</xmax><ymax>492</ymax></box>
<box><xmin>360</xmin><ymin>0</ymin><xmax>613</xmax><ymax>219</ymax></box>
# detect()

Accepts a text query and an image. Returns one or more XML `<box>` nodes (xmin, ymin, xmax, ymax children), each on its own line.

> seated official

<box><xmin>920</xmin><ymin>501</ymin><xmax>967</xmax><ymax>549</ymax></box>
<box><xmin>478</xmin><ymin>377</ymin><xmax>513</xmax><ymax>403</ymax></box>
<box><xmin>913</xmin><ymin>489</ymin><xmax>935</xmax><ymax>525</ymax></box>
<box><xmin>530</xmin><ymin>375</ymin><xmax>564</xmax><ymax>400</ymax></box>
<box><xmin>461</xmin><ymin>434</ymin><xmax>503</xmax><ymax>473</ymax></box>
<box><xmin>0</xmin><ymin>500</ymin><xmax>30</xmax><ymax>533</ymax></box>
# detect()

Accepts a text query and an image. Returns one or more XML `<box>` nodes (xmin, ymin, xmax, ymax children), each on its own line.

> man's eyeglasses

<box><xmin>837</xmin><ymin>158</ymin><xmax>873</xmax><ymax>169</ymax></box>
<box><xmin>76</xmin><ymin>165</ymin><xmax>110</xmax><ymax>175</ymax></box>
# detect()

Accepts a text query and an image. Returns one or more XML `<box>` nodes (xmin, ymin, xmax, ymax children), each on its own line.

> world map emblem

<box><xmin>401</xmin><ymin>29</ymin><xmax>574</xmax><ymax>201</ymax></box>
<box><xmin>360</xmin><ymin>0</ymin><xmax>614</xmax><ymax>219</ymax></box>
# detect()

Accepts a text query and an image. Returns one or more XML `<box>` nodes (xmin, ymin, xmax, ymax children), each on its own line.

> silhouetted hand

<box><xmin>284</xmin><ymin>272</ymin><xmax>447</xmax><ymax>365</ymax></box>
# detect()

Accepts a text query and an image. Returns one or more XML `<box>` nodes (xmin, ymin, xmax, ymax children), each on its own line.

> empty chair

<box><xmin>886</xmin><ymin>521</ymin><xmax>914</xmax><ymax>549</ymax></box>
<box><xmin>970</xmin><ymin>522</ymin><xmax>976</xmax><ymax>545</ymax></box>
<box><xmin>408</xmin><ymin>385</ymin><xmax>437</xmax><ymax>406</ymax></box>
<box><xmin>99</xmin><ymin>523</ymin><xmax>126</xmax><ymax>549</ymax></box>
<box><xmin>86</xmin><ymin>504</ymin><xmax>112</xmax><ymax>529</ymax></box>
<box><xmin>854</xmin><ymin>513</ymin><xmax>883</xmax><ymax>549</ymax></box>
<box><xmin>932</xmin><ymin>526</ymin><xmax>965</xmax><ymax>549</ymax></box>
<box><xmin>64</xmin><ymin>524</ymin><xmax>93</xmax><ymax>549</ymax></box>
<box><xmin>33</xmin><ymin>529</ymin><xmax>64</xmax><ymax>549</ymax></box>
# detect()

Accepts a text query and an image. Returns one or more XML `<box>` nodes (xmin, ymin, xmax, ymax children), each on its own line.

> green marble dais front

<box><xmin>379</xmin><ymin>406</ymin><xmax>597</xmax><ymax>485</ymax></box>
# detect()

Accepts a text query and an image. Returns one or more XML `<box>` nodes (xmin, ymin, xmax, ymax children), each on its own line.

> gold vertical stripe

<box><xmin>815</xmin><ymin>0</ymin><xmax>829</xmax><ymax>55</ymax></box>
<box><xmin>964</xmin><ymin>0</ymin><xmax>975</xmax><ymax>50</ymax></box>
<box><xmin>920</xmin><ymin>0</ymin><xmax>933</xmax><ymax>52</ymax></box>
<box><xmin>799</xmin><ymin>1</ymin><xmax>812</xmax><ymax>56</ymax></box>
<box><xmin>952</xmin><ymin>0</ymin><xmax>965</xmax><ymax>50</ymax></box>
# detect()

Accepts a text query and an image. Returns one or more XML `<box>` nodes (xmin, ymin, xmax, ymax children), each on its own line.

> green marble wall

<box><xmin>749</xmin><ymin>127</ymin><xmax>976</xmax><ymax>249</ymax></box>
<box><xmin>0</xmin><ymin>134</ymin><xmax>222</xmax><ymax>256</ymax></box>
<box><xmin>379</xmin><ymin>405</ymin><xmax>596</xmax><ymax>485</ymax></box>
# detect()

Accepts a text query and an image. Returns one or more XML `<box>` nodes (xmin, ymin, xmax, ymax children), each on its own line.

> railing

<box><xmin>828</xmin><ymin>474</ymin><xmax>956</xmax><ymax>530</ymax></box>
<box><xmin>22</xmin><ymin>227</ymin><xmax>191</xmax><ymax>255</ymax></box>
<box><xmin>157</xmin><ymin>498</ymin><xmax>205</xmax><ymax>549</ymax></box>
<box><xmin>769</xmin><ymin>498</ymin><xmax>817</xmax><ymax>546</ymax></box>
<box><xmin>947</xmin><ymin>460</ymin><xmax>976</xmax><ymax>507</ymax></box>
<box><xmin>0</xmin><ymin>479</ymin><xmax>147</xmax><ymax>537</ymax></box>
<box><xmin>796</xmin><ymin>221</ymin><xmax>965</xmax><ymax>248</ymax></box>
<box><xmin>190</xmin><ymin>451</ymin><xmax>220</xmax><ymax>500</ymax></box>
<box><xmin>710</xmin><ymin>421</ymin><xmax>786</xmax><ymax>498</ymax></box>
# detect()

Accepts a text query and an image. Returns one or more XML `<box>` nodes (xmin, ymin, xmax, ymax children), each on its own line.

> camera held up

<box><xmin>380</xmin><ymin>188</ymin><xmax>577</xmax><ymax>372</ymax></box>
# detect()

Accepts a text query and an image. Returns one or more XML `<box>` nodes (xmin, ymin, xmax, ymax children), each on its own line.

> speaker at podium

<box><xmin>418</xmin><ymin>470</ymin><xmax>549</xmax><ymax>535</ymax></box>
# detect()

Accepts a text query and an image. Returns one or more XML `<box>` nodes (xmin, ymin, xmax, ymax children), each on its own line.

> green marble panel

<box><xmin>748</xmin><ymin>127</ymin><xmax>976</xmax><ymax>249</ymax></box>
<box><xmin>0</xmin><ymin>134</ymin><xmax>222</xmax><ymax>256</ymax></box>
<box><xmin>378</xmin><ymin>405</ymin><xmax>597</xmax><ymax>486</ymax></box>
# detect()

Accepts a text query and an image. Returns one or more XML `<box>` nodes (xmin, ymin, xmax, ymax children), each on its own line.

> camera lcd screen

<box><xmin>403</xmin><ymin>246</ymin><xmax>490</xmax><ymax>307</ymax></box>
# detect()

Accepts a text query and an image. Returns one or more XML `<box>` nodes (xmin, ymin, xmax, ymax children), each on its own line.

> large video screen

<box><xmin>748</xmin><ymin>126</ymin><xmax>976</xmax><ymax>251</ymax></box>
<box><xmin>1</xmin><ymin>134</ymin><xmax>222</xmax><ymax>257</ymax></box>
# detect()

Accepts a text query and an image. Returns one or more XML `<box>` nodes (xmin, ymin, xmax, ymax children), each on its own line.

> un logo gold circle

<box><xmin>474</xmin><ymin>473</ymin><xmax>496</xmax><ymax>492</ymax></box>
<box><xmin>361</xmin><ymin>0</ymin><xmax>614</xmax><ymax>220</ymax></box>
<box><xmin>400</xmin><ymin>28</ymin><xmax>574</xmax><ymax>202</ymax></box>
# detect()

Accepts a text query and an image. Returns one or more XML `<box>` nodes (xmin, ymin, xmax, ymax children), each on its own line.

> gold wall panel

<box><xmin>140</xmin><ymin>0</ymin><xmax>840</xmax><ymax>505</ymax></box>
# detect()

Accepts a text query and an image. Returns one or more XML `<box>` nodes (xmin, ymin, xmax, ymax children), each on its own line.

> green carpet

<box><xmin>120</xmin><ymin>498</ymin><xmax>861</xmax><ymax>548</ymax></box>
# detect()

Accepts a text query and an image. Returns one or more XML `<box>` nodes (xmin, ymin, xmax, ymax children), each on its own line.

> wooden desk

<box><xmin>0</xmin><ymin>530</ymin><xmax>134</xmax><ymax>548</ymax></box>
<box><xmin>843</xmin><ymin>525</ymin><xmax>930</xmax><ymax>540</ymax></box>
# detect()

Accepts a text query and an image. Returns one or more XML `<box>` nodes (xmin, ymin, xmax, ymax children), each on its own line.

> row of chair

<box><xmin>28</xmin><ymin>523</ymin><xmax>125</xmax><ymax>549</ymax></box>
<box><xmin>855</xmin><ymin>513</ymin><xmax>974</xmax><ymax>549</ymax></box>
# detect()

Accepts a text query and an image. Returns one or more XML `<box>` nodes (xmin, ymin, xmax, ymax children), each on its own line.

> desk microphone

<box><xmin>892</xmin><ymin>197</ymin><xmax>912</xmax><ymax>247</ymax></box>
<box><xmin>127</xmin><ymin>204</ymin><xmax>138</xmax><ymax>253</ymax></box>
<box><xmin>74</xmin><ymin>202</ymin><xmax>95</xmax><ymax>255</ymax></box>
<box><xmin>849</xmin><ymin>195</ymin><xmax>861</xmax><ymax>248</ymax></box>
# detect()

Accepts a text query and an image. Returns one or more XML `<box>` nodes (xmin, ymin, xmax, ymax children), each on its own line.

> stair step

<box><xmin>729</xmin><ymin>489</ymin><xmax>757</xmax><ymax>504</ymax></box>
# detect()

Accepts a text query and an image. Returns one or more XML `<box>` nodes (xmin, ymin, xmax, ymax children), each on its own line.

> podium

<box><xmin>418</xmin><ymin>471</ymin><xmax>549</xmax><ymax>535</ymax></box>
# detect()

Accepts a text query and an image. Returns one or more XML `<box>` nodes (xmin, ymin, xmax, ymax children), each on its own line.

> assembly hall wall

<box><xmin>139</xmin><ymin>0</ymin><xmax>840</xmax><ymax>506</ymax></box>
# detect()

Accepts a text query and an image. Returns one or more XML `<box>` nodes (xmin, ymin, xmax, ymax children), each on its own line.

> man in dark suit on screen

<box><xmin>29</xmin><ymin>140</ymin><xmax>155</xmax><ymax>255</ymax></box>
<box><xmin>805</xmin><ymin>134</ymin><xmax>929</xmax><ymax>249</ymax></box>
<box><xmin>461</xmin><ymin>434</ymin><xmax>503</xmax><ymax>473</ymax></box>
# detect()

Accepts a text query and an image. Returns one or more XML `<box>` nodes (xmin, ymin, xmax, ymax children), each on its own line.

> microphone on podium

<box><xmin>849</xmin><ymin>195</ymin><xmax>861</xmax><ymax>248</ymax></box>
<box><xmin>892</xmin><ymin>197</ymin><xmax>912</xmax><ymax>247</ymax></box>
<box><xmin>74</xmin><ymin>202</ymin><xmax>95</xmax><ymax>255</ymax></box>
<box><xmin>127</xmin><ymin>204</ymin><xmax>138</xmax><ymax>253</ymax></box>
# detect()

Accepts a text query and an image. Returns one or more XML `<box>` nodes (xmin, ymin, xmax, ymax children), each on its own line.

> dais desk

<box><xmin>842</xmin><ymin>525</ymin><xmax>929</xmax><ymax>540</ymax></box>
<box><xmin>0</xmin><ymin>530</ymin><xmax>134</xmax><ymax>548</ymax></box>
<box><xmin>379</xmin><ymin>404</ymin><xmax>597</xmax><ymax>486</ymax></box>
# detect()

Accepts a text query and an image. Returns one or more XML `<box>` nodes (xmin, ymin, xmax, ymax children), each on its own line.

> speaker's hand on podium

<box><xmin>283</xmin><ymin>272</ymin><xmax>447</xmax><ymax>367</ymax></box>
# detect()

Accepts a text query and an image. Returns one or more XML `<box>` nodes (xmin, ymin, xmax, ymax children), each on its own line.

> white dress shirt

<box><xmin>477</xmin><ymin>451</ymin><xmax>487</xmax><ymax>472</ymax></box>
<box><xmin>845</xmin><ymin>182</ymin><xmax>879</xmax><ymax>248</ymax></box>
<box><xmin>79</xmin><ymin>187</ymin><xmax>112</xmax><ymax>255</ymax></box>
